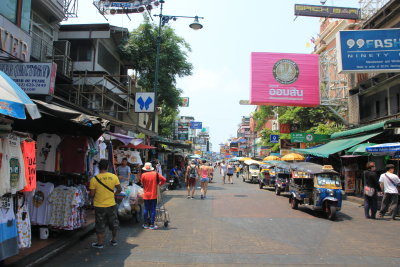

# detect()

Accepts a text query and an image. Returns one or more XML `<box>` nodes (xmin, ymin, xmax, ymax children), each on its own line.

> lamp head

<box><xmin>189</xmin><ymin>16</ymin><xmax>203</xmax><ymax>30</ymax></box>
<box><xmin>320</xmin><ymin>0</ymin><xmax>327</xmax><ymax>4</ymax></box>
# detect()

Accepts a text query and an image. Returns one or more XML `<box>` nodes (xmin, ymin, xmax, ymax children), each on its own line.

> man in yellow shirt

<box><xmin>90</xmin><ymin>159</ymin><xmax>122</xmax><ymax>249</ymax></box>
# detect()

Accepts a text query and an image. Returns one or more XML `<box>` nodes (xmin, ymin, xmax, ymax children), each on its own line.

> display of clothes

<box><xmin>0</xmin><ymin>198</ymin><xmax>18</xmax><ymax>261</ymax></box>
<box><xmin>27</xmin><ymin>182</ymin><xmax>54</xmax><ymax>225</ymax></box>
<box><xmin>36</xmin><ymin>133</ymin><xmax>61</xmax><ymax>172</ymax></box>
<box><xmin>114</xmin><ymin>148</ymin><xmax>143</xmax><ymax>165</ymax></box>
<box><xmin>48</xmin><ymin>185</ymin><xmax>88</xmax><ymax>230</ymax></box>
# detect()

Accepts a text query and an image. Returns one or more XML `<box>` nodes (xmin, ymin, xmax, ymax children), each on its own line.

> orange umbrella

<box><xmin>263</xmin><ymin>155</ymin><xmax>281</xmax><ymax>161</ymax></box>
<box><xmin>281</xmin><ymin>153</ymin><xmax>305</xmax><ymax>161</ymax></box>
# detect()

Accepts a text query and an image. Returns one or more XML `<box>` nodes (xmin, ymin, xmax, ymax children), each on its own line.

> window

<box><xmin>97</xmin><ymin>42</ymin><xmax>119</xmax><ymax>75</ymax></box>
<box><xmin>375</xmin><ymin>101</ymin><xmax>380</xmax><ymax>117</ymax></box>
<box><xmin>0</xmin><ymin>0</ymin><xmax>31</xmax><ymax>32</ymax></box>
<box><xmin>70</xmin><ymin>40</ymin><xmax>92</xmax><ymax>61</ymax></box>
<box><xmin>0</xmin><ymin>0</ymin><xmax>18</xmax><ymax>24</ymax></box>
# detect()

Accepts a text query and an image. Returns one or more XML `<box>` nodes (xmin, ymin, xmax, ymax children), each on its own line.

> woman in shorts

<box><xmin>199</xmin><ymin>160</ymin><xmax>211</xmax><ymax>199</ymax></box>
<box><xmin>226</xmin><ymin>163</ymin><xmax>235</xmax><ymax>184</ymax></box>
<box><xmin>220</xmin><ymin>161</ymin><xmax>227</xmax><ymax>184</ymax></box>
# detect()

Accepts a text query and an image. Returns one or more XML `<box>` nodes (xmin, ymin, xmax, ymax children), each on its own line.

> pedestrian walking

<box><xmin>208</xmin><ymin>163</ymin><xmax>214</xmax><ymax>183</ymax></box>
<box><xmin>186</xmin><ymin>160</ymin><xmax>199</xmax><ymax>199</ymax></box>
<box><xmin>199</xmin><ymin>160</ymin><xmax>211</xmax><ymax>199</ymax></box>
<box><xmin>378</xmin><ymin>164</ymin><xmax>400</xmax><ymax>220</ymax></box>
<box><xmin>220</xmin><ymin>161</ymin><xmax>227</xmax><ymax>184</ymax></box>
<box><xmin>236</xmin><ymin>165</ymin><xmax>241</xmax><ymax>178</ymax></box>
<box><xmin>226</xmin><ymin>163</ymin><xmax>235</xmax><ymax>184</ymax></box>
<box><xmin>140</xmin><ymin>162</ymin><xmax>167</xmax><ymax>230</ymax></box>
<box><xmin>89</xmin><ymin>159</ymin><xmax>122</xmax><ymax>249</ymax></box>
<box><xmin>363</xmin><ymin>161</ymin><xmax>380</xmax><ymax>219</ymax></box>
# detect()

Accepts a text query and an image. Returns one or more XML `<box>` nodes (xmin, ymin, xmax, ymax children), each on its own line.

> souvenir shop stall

<box><xmin>1</xmin><ymin>99</ymin><xmax>110</xmax><ymax>265</ymax></box>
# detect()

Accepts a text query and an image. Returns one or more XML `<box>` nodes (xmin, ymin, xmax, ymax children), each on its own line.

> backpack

<box><xmin>189</xmin><ymin>166</ymin><xmax>197</xmax><ymax>178</ymax></box>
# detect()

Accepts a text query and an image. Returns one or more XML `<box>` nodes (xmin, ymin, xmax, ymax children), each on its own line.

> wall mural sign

<box><xmin>251</xmin><ymin>52</ymin><xmax>320</xmax><ymax>107</ymax></box>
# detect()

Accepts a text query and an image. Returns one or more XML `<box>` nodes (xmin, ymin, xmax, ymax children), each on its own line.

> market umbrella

<box><xmin>189</xmin><ymin>154</ymin><xmax>201</xmax><ymax>159</ymax></box>
<box><xmin>366</xmin><ymin>143</ymin><xmax>400</xmax><ymax>155</ymax></box>
<box><xmin>281</xmin><ymin>153</ymin><xmax>305</xmax><ymax>161</ymax></box>
<box><xmin>0</xmin><ymin>71</ymin><xmax>41</xmax><ymax>119</ymax></box>
<box><xmin>125</xmin><ymin>143</ymin><xmax>156</xmax><ymax>149</ymax></box>
<box><xmin>263</xmin><ymin>155</ymin><xmax>281</xmax><ymax>161</ymax></box>
<box><xmin>346</xmin><ymin>142</ymin><xmax>377</xmax><ymax>155</ymax></box>
<box><xmin>239</xmin><ymin>157</ymin><xmax>252</xmax><ymax>162</ymax></box>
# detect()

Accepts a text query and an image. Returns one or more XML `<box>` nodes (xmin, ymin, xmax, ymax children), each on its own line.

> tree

<box><xmin>119</xmin><ymin>18</ymin><xmax>193</xmax><ymax>136</ymax></box>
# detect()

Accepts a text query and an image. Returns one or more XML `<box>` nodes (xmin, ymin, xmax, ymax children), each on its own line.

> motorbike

<box><xmin>167</xmin><ymin>175</ymin><xmax>181</xmax><ymax>190</ymax></box>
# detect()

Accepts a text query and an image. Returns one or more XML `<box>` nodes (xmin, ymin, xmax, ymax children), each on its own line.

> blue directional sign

<box><xmin>135</xmin><ymin>92</ymin><xmax>155</xmax><ymax>113</ymax></box>
<box><xmin>337</xmin><ymin>29</ymin><xmax>400</xmax><ymax>73</ymax></box>
<box><xmin>270</xmin><ymin>135</ymin><xmax>279</xmax><ymax>143</ymax></box>
<box><xmin>190</xmin><ymin>121</ymin><xmax>202</xmax><ymax>129</ymax></box>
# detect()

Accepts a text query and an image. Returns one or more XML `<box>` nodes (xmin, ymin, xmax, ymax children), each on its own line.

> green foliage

<box><xmin>119</xmin><ymin>18</ymin><xmax>193</xmax><ymax>136</ymax></box>
<box><xmin>253</xmin><ymin>105</ymin><xmax>345</xmax><ymax>149</ymax></box>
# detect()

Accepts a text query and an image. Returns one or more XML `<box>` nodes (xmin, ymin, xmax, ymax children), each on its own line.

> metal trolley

<box><xmin>156</xmin><ymin>186</ymin><xmax>170</xmax><ymax>227</ymax></box>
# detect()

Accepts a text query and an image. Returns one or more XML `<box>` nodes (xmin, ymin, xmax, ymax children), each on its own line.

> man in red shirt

<box><xmin>140</xmin><ymin>162</ymin><xmax>166</xmax><ymax>230</ymax></box>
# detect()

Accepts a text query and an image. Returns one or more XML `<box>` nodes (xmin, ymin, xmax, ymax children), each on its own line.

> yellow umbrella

<box><xmin>263</xmin><ymin>155</ymin><xmax>281</xmax><ymax>161</ymax></box>
<box><xmin>239</xmin><ymin>157</ymin><xmax>252</xmax><ymax>162</ymax></box>
<box><xmin>281</xmin><ymin>153</ymin><xmax>305</xmax><ymax>161</ymax></box>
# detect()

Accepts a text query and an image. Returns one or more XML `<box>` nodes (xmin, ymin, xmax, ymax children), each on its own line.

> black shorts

<box><xmin>94</xmin><ymin>205</ymin><xmax>119</xmax><ymax>233</ymax></box>
<box><xmin>227</xmin><ymin>173</ymin><xmax>233</xmax><ymax>176</ymax></box>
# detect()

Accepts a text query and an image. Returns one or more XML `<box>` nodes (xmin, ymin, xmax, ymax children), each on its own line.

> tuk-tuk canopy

<box><xmin>291</xmin><ymin>162</ymin><xmax>338</xmax><ymax>175</ymax></box>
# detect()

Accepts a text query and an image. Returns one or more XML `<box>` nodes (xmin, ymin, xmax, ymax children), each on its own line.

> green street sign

<box><xmin>291</xmin><ymin>133</ymin><xmax>330</xmax><ymax>143</ymax></box>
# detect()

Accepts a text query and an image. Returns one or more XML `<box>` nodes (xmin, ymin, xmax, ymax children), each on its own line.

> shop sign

<box><xmin>178</xmin><ymin>122</ymin><xmax>190</xmax><ymax>127</ymax></box>
<box><xmin>294</xmin><ymin>4</ymin><xmax>360</xmax><ymax>20</ymax></box>
<box><xmin>251</xmin><ymin>52</ymin><xmax>320</xmax><ymax>107</ymax></box>
<box><xmin>177</xmin><ymin>127</ymin><xmax>188</xmax><ymax>132</ymax></box>
<box><xmin>270</xmin><ymin>135</ymin><xmax>279</xmax><ymax>143</ymax></box>
<box><xmin>232</xmin><ymin>151</ymin><xmax>239</xmax><ymax>156</ymax></box>
<box><xmin>180</xmin><ymin>97</ymin><xmax>189</xmax><ymax>107</ymax></box>
<box><xmin>291</xmin><ymin>133</ymin><xmax>330</xmax><ymax>143</ymax></box>
<box><xmin>280</xmin><ymin>124</ymin><xmax>291</xmax><ymax>134</ymax></box>
<box><xmin>135</xmin><ymin>92</ymin><xmax>155</xmax><ymax>113</ymax></box>
<box><xmin>0</xmin><ymin>62</ymin><xmax>57</xmax><ymax>95</ymax></box>
<box><xmin>337</xmin><ymin>29</ymin><xmax>400</xmax><ymax>73</ymax></box>
<box><xmin>280</xmin><ymin>139</ymin><xmax>300</xmax><ymax>149</ymax></box>
<box><xmin>0</xmin><ymin>16</ymin><xmax>31</xmax><ymax>62</ymax></box>
<box><xmin>190</xmin><ymin>121</ymin><xmax>202</xmax><ymax>129</ymax></box>
<box><xmin>178</xmin><ymin>133</ymin><xmax>188</xmax><ymax>140</ymax></box>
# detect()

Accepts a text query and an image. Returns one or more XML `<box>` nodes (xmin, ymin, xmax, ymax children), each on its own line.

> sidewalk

<box><xmin>4</xmin><ymin>222</ymin><xmax>95</xmax><ymax>267</ymax></box>
<box><xmin>345</xmin><ymin>195</ymin><xmax>364</xmax><ymax>205</ymax></box>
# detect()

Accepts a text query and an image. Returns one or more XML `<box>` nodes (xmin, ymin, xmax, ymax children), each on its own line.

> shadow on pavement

<box><xmin>297</xmin><ymin>207</ymin><xmax>353</xmax><ymax>221</ymax></box>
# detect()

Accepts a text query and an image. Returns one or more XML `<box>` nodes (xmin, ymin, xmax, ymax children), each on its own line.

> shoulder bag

<box><xmin>363</xmin><ymin>172</ymin><xmax>375</xmax><ymax>197</ymax></box>
<box><xmin>384</xmin><ymin>174</ymin><xmax>400</xmax><ymax>191</ymax></box>
<box><xmin>94</xmin><ymin>176</ymin><xmax>114</xmax><ymax>193</ymax></box>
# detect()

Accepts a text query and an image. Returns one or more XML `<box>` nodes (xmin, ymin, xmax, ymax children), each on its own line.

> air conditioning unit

<box><xmin>53</xmin><ymin>56</ymin><xmax>72</xmax><ymax>78</ymax></box>
<box><xmin>53</xmin><ymin>40</ymin><xmax>71</xmax><ymax>57</ymax></box>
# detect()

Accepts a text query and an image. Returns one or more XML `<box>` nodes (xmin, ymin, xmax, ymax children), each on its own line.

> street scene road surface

<box><xmin>43</xmin><ymin>172</ymin><xmax>400</xmax><ymax>266</ymax></box>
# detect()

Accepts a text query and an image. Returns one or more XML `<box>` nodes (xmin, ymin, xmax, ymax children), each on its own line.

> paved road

<box><xmin>43</xmin><ymin>173</ymin><xmax>400</xmax><ymax>266</ymax></box>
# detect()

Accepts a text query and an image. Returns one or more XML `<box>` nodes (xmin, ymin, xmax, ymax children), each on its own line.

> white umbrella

<box><xmin>0</xmin><ymin>71</ymin><xmax>40</xmax><ymax>120</ymax></box>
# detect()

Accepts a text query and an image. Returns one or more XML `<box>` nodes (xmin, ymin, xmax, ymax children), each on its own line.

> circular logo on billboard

<box><xmin>272</xmin><ymin>59</ymin><xmax>300</xmax><ymax>84</ymax></box>
<box><xmin>306</xmin><ymin>134</ymin><xmax>314</xmax><ymax>142</ymax></box>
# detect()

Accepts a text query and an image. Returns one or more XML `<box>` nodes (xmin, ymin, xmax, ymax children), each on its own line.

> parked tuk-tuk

<box><xmin>288</xmin><ymin>162</ymin><xmax>344</xmax><ymax>220</ymax></box>
<box><xmin>258</xmin><ymin>160</ymin><xmax>280</xmax><ymax>189</ymax></box>
<box><xmin>242</xmin><ymin>160</ymin><xmax>261</xmax><ymax>183</ymax></box>
<box><xmin>273</xmin><ymin>161</ymin><xmax>292</xmax><ymax>195</ymax></box>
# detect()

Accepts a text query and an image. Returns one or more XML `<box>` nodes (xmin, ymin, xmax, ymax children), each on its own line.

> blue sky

<box><xmin>66</xmin><ymin>0</ymin><xmax>361</xmax><ymax>151</ymax></box>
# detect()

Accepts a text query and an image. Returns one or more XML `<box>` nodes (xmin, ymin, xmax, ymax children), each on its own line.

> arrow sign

<box><xmin>135</xmin><ymin>92</ymin><xmax>155</xmax><ymax>113</ymax></box>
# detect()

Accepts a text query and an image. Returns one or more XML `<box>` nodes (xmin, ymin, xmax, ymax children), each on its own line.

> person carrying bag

<box><xmin>363</xmin><ymin>162</ymin><xmax>379</xmax><ymax>219</ymax></box>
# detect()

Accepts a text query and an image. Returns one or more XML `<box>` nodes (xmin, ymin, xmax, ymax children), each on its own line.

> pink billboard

<box><xmin>251</xmin><ymin>52</ymin><xmax>320</xmax><ymax>107</ymax></box>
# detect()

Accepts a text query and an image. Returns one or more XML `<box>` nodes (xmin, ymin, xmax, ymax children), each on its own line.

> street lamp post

<box><xmin>152</xmin><ymin>0</ymin><xmax>204</xmax><ymax>132</ymax></box>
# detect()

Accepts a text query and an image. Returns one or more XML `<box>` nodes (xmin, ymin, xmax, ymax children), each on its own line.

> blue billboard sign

<box><xmin>337</xmin><ymin>29</ymin><xmax>400</xmax><ymax>73</ymax></box>
<box><xmin>270</xmin><ymin>135</ymin><xmax>279</xmax><ymax>143</ymax></box>
<box><xmin>190</xmin><ymin>121</ymin><xmax>202</xmax><ymax>129</ymax></box>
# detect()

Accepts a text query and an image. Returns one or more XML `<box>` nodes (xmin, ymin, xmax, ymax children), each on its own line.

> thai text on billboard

<box><xmin>337</xmin><ymin>29</ymin><xmax>400</xmax><ymax>73</ymax></box>
<box><xmin>251</xmin><ymin>52</ymin><xmax>320</xmax><ymax>107</ymax></box>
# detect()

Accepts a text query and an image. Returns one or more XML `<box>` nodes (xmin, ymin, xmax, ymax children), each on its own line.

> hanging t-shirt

<box><xmin>0</xmin><ymin>138</ymin><xmax>10</xmax><ymax>196</ymax></box>
<box><xmin>36</xmin><ymin>134</ymin><xmax>61</xmax><ymax>172</ymax></box>
<box><xmin>99</xmin><ymin>142</ymin><xmax>107</xmax><ymax>159</ymax></box>
<box><xmin>28</xmin><ymin>182</ymin><xmax>54</xmax><ymax>225</ymax></box>
<box><xmin>16</xmin><ymin>195</ymin><xmax>31</xmax><ymax>249</ymax></box>
<box><xmin>3</xmin><ymin>134</ymin><xmax>26</xmax><ymax>194</ymax></box>
<box><xmin>21</xmin><ymin>140</ymin><xmax>36</xmax><ymax>192</ymax></box>
<box><xmin>128</xmin><ymin>151</ymin><xmax>143</xmax><ymax>165</ymax></box>
<box><xmin>58</xmin><ymin>136</ymin><xmax>88</xmax><ymax>174</ymax></box>
<box><xmin>48</xmin><ymin>186</ymin><xmax>78</xmax><ymax>229</ymax></box>
<box><xmin>0</xmin><ymin>199</ymin><xmax>18</xmax><ymax>261</ymax></box>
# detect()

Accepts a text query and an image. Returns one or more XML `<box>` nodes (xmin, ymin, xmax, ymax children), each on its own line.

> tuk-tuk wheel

<box><xmin>290</xmin><ymin>197</ymin><xmax>298</xmax><ymax>209</ymax></box>
<box><xmin>275</xmin><ymin>187</ymin><xmax>280</xmax><ymax>196</ymax></box>
<box><xmin>325</xmin><ymin>203</ymin><xmax>336</xmax><ymax>220</ymax></box>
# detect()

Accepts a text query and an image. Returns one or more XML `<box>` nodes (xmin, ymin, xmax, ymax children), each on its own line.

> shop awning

<box><xmin>330</xmin><ymin>119</ymin><xmax>400</xmax><ymax>139</ymax></box>
<box><xmin>154</xmin><ymin>136</ymin><xmax>192</xmax><ymax>149</ymax></box>
<box><xmin>293</xmin><ymin>132</ymin><xmax>382</xmax><ymax>158</ymax></box>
